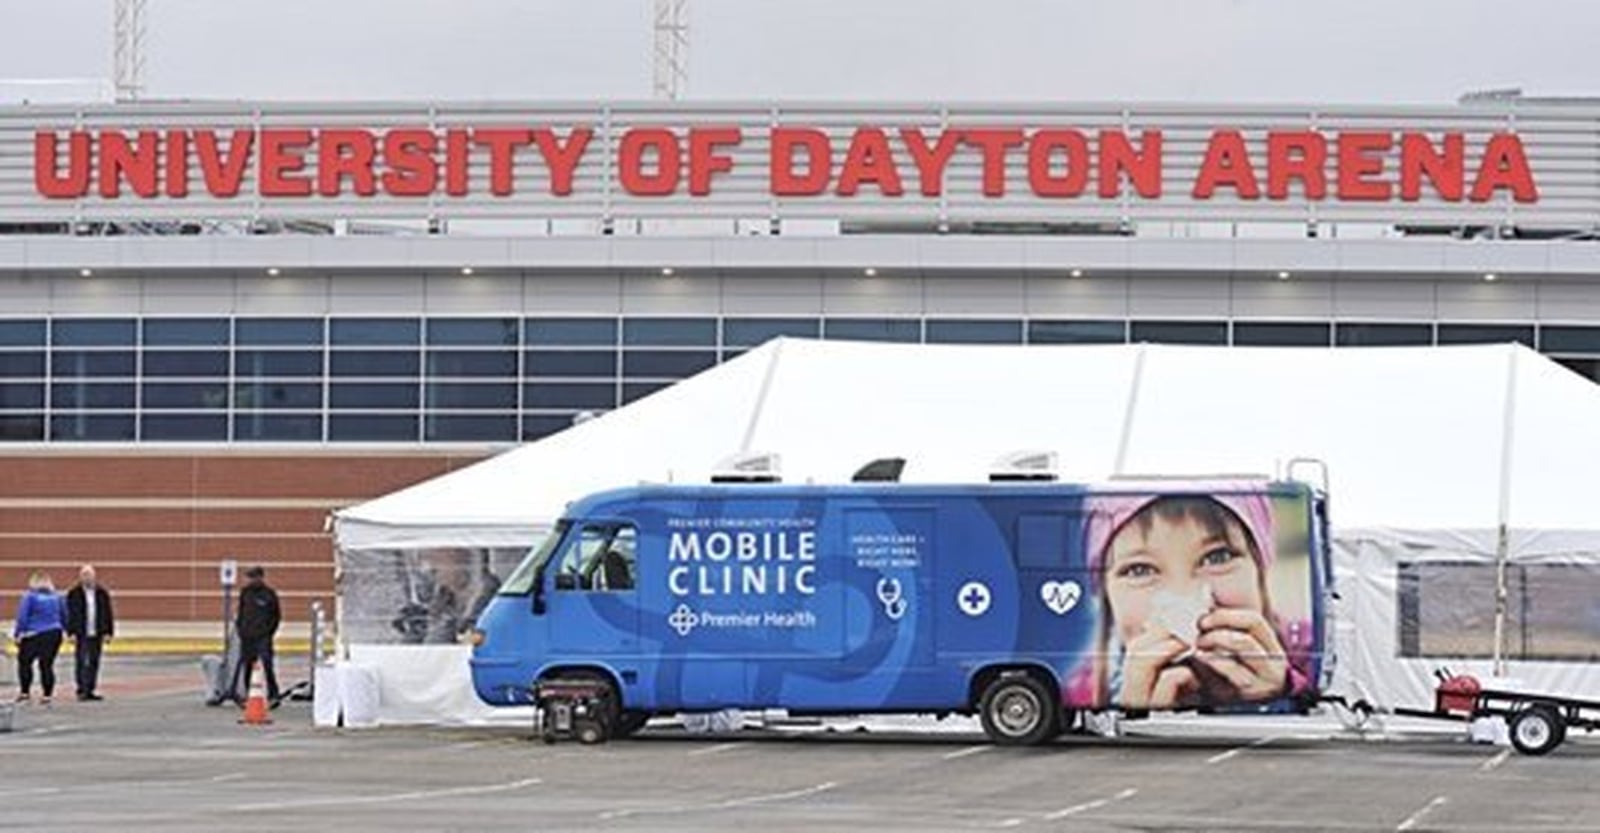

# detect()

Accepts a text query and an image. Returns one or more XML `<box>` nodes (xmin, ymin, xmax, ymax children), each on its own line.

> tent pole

<box><xmin>1112</xmin><ymin>344</ymin><xmax>1149</xmax><ymax>476</ymax></box>
<box><xmin>1491</xmin><ymin>345</ymin><xmax>1520</xmax><ymax>678</ymax></box>
<box><xmin>739</xmin><ymin>338</ymin><xmax>787</xmax><ymax>454</ymax></box>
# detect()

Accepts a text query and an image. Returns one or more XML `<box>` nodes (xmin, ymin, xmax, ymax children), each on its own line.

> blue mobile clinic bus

<box><xmin>471</xmin><ymin>478</ymin><xmax>1334</xmax><ymax>745</ymax></box>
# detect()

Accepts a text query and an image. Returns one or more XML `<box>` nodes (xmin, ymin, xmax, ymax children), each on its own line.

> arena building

<box><xmin>2</xmin><ymin>97</ymin><xmax>1598</xmax><ymax>623</ymax></box>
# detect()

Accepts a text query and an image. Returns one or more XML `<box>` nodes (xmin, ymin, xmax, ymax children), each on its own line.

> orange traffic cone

<box><xmin>238</xmin><ymin>662</ymin><xmax>272</xmax><ymax>726</ymax></box>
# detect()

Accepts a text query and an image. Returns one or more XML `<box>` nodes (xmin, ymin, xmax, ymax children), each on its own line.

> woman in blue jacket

<box><xmin>12</xmin><ymin>570</ymin><xmax>66</xmax><ymax>704</ymax></box>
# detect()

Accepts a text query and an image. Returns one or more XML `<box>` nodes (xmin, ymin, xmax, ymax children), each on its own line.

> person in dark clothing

<box><xmin>228</xmin><ymin>565</ymin><xmax>282</xmax><ymax>706</ymax></box>
<box><xmin>65</xmin><ymin>564</ymin><xmax>115</xmax><ymax>701</ymax></box>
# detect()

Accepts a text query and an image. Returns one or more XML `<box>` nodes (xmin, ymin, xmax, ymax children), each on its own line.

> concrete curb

<box><xmin>5</xmin><ymin>639</ymin><xmax>316</xmax><ymax>657</ymax></box>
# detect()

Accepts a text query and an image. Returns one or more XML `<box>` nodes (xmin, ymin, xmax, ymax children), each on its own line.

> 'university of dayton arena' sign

<box><xmin>33</xmin><ymin>125</ymin><xmax>1537</xmax><ymax>203</ymax></box>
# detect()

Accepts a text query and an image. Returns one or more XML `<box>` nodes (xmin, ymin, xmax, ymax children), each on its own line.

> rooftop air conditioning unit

<box><xmin>988</xmin><ymin>450</ymin><xmax>1058</xmax><ymax>482</ymax></box>
<box><xmin>851</xmin><ymin>457</ymin><xmax>907</xmax><ymax>483</ymax></box>
<box><xmin>710</xmin><ymin>451</ymin><xmax>782</xmax><ymax>484</ymax></box>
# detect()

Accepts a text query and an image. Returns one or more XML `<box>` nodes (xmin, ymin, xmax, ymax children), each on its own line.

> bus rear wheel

<box><xmin>979</xmin><ymin>672</ymin><xmax>1059</xmax><ymax>746</ymax></box>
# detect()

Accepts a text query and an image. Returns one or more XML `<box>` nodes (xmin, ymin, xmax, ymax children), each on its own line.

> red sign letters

<box><xmin>33</xmin><ymin>125</ymin><xmax>1539</xmax><ymax>203</ymax></box>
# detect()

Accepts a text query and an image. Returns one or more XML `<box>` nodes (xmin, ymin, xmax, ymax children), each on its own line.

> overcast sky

<box><xmin>1</xmin><ymin>0</ymin><xmax>1596</xmax><ymax>104</ymax></box>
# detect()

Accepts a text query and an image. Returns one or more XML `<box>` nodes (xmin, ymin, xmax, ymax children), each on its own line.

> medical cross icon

<box><xmin>957</xmin><ymin>581</ymin><xmax>991</xmax><ymax>617</ymax></box>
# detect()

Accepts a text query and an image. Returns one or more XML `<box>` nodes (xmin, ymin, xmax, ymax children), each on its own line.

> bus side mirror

<box><xmin>531</xmin><ymin>578</ymin><xmax>547</xmax><ymax>615</ymax></box>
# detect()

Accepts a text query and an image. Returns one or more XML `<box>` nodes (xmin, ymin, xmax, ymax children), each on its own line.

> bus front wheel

<box><xmin>979</xmin><ymin>672</ymin><xmax>1059</xmax><ymax>746</ymax></box>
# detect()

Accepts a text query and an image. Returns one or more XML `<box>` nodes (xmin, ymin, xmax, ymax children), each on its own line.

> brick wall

<box><xmin>0</xmin><ymin>449</ymin><xmax>489</xmax><ymax>623</ymax></box>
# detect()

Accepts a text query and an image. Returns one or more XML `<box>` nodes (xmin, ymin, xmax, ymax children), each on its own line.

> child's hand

<box><xmin>1120</xmin><ymin>625</ymin><xmax>1199</xmax><ymax>709</ymax></box>
<box><xmin>1193</xmin><ymin>608</ymin><xmax>1289</xmax><ymax>701</ymax></box>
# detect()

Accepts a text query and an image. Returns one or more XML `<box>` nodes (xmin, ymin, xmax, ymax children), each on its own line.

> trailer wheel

<box><xmin>1510</xmin><ymin>704</ymin><xmax>1566</xmax><ymax>756</ymax></box>
<box><xmin>979</xmin><ymin>673</ymin><xmax>1059</xmax><ymax>746</ymax></box>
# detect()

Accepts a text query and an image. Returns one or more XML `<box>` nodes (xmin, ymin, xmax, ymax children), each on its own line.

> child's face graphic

<box><xmin>1104</xmin><ymin>509</ymin><xmax>1263</xmax><ymax>647</ymax></box>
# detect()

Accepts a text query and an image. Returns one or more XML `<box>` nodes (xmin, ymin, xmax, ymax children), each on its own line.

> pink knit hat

<box><xmin>1083</xmin><ymin>485</ymin><xmax>1275</xmax><ymax>587</ymax></box>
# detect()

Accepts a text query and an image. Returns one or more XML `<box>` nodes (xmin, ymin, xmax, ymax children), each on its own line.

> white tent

<box><xmin>330</xmin><ymin>340</ymin><xmax>1600</xmax><ymax>724</ymax></box>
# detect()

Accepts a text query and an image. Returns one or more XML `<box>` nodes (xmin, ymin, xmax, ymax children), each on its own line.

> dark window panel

<box><xmin>51</xmin><ymin>383</ymin><xmax>135</xmax><ymax>410</ymax></box>
<box><xmin>623</xmin><ymin>317</ymin><xmax>717</xmax><ymax>347</ymax></box>
<box><xmin>425</xmin><ymin>414</ymin><xmax>518</xmax><ymax>442</ymax></box>
<box><xmin>425</xmin><ymin>350</ymin><xmax>518</xmax><ymax>378</ymax></box>
<box><xmin>622</xmin><ymin>381</ymin><xmax>670</xmax><ymax>404</ymax></box>
<box><xmin>524</xmin><ymin>349</ymin><xmax>617</xmax><ymax>378</ymax></box>
<box><xmin>0</xmin><ymin>413</ymin><xmax>44</xmax><ymax>441</ymax></box>
<box><xmin>1437</xmin><ymin>324</ymin><xmax>1534</xmax><ymax>347</ymax></box>
<box><xmin>329</xmin><ymin>414</ymin><xmax>419</xmax><ymax>442</ymax></box>
<box><xmin>233</xmin><ymin>414</ymin><xmax>323</xmax><ymax>442</ymax></box>
<box><xmin>0</xmin><ymin>352</ymin><xmax>45</xmax><ymax>378</ymax></box>
<box><xmin>50</xmin><ymin>414</ymin><xmax>134</xmax><ymax>441</ymax></box>
<box><xmin>142</xmin><ymin>350</ymin><xmax>229</xmax><ymax>377</ymax></box>
<box><xmin>621</xmin><ymin>350</ymin><xmax>717</xmax><ymax>378</ymax></box>
<box><xmin>722</xmin><ymin>318</ymin><xmax>821</xmax><ymax>347</ymax></box>
<box><xmin>237</xmin><ymin>318</ymin><xmax>324</xmax><ymax>346</ymax></box>
<box><xmin>925</xmin><ymin>319</ymin><xmax>1024</xmax><ymax>344</ymax></box>
<box><xmin>823</xmin><ymin>318</ymin><xmax>921</xmax><ymax>342</ymax></box>
<box><xmin>1130</xmin><ymin>320</ymin><xmax>1228</xmax><ymax>345</ymax></box>
<box><xmin>142</xmin><ymin>318</ymin><xmax>229</xmax><ymax>346</ymax></box>
<box><xmin>522</xmin><ymin>414</ymin><xmax>582</xmax><ymax>441</ymax></box>
<box><xmin>330</xmin><ymin>318</ymin><xmax>421</xmax><ymax>346</ymax></box>
<box><xmin>1335</xmin><ymin>323</ymin><xmax>1433</xmax><ymax>347</ymax></box>
<box><xmin>0</xmin><ymin>383</ymin><xmax>43</xmax><ymax>410</ymax></box>
<box><xmin>1028</xmin><ymin>320</ymin><xmax>1126</xmax><ymax>344</ymax></box>
<box><xmin>0</xmin><ymin>321</ymin><xmax>45</xmax><ymax>347</ymax></box>
<box><xmin>525</xmin><ymin>318</ymin><xmax>617</xmax><ymax>346</ymax></box>
<box><xmin>427</xmin><ymin>318</ymin><xmax>518</xmax><ymax>346</ymax></box>
<box><xmin>1233</xmin><ymin>322</ymin><xmax>1333</xmax><ymax>347</ymax></box>
<box><xmin>1554</xmin><ymin>357</ymin><xmax>1600</xmax><ymax>383</ymax></box>
<box><xmin>53</xmin><ymin>319</ymin><xmax>136</xmax><ymax>347</ymax></box>
<box><xmin>141</xmin><ymin>413</ymin><xmax>228</xmax><ymax>441</ymax></box>
<box><xmin>51</xmin><ymin>351</ymin><xmax>134</xmax><ymax>377</ymax></box>
<box><xmin>1540</xmin><ymin>326</ymin><xmax>1600</xmax><ymax>354</ymax></box>
<box><xmin>233</xmin><ymin>382</ymin><xmax>322</xmax><ymax>410</ymax></box>
<box><xmin>142</xmin><ymin>382</ymin><xmax>229</xmax><ymax>410</ymax></box>
<box><xmin>234</xmin><ymin>350</ymin><xmax>325</xmax><ymax>377</ymax></box>
<box><xmin>329</xmin><ymin>383</ymin><xmax>420</xmax><ymax>409</ymax></box>
<box><xmin>425</xmin><ymin>382</ymin><xmax>518</xmax><ymax>410</ymax></box>
<box><xmin>523</xmin><ymin>382</ymin><xmax>616</xmax><ymax>410</ymax></box>
<box><xmin>329</xmin><ymin>350</ymin><xmax>420</xmax><ymax>377</ymax></box>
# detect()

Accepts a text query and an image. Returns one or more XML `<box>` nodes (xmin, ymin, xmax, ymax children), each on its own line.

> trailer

<box><xmin>1340</xmin><ymin>670</ymin><xmax>1600</xmax><ymax>756</ymax></box>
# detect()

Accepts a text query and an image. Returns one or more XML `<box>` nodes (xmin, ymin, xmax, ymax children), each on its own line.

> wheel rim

<box><xmin>993</xmin><ymin>687</ymin><xmax>1042</xmax><ymax>736</ymax></box>
<box><xmin>1517</xmin><ymin>714</ymin><xmax>1551</xmax><ymax>748</ymax></box>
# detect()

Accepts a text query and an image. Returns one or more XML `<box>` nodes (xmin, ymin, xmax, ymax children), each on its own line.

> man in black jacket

<box><xmin>229</xmin><ymin>565</ymin><xmax>282</xmax><ymax>706</ymax></box>
<box><xmin>65</xmin><ymin>564</ymin><xmax>115</xmax><ymax>701</ymax></box>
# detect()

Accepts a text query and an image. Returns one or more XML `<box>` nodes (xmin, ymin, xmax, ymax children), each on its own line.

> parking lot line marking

<box><xmin>1395</xmin><ymin>795</ymin><xmax>1447</xmax><ymax>831</ymax></box>
<box><xmin>1044</xmin><ymin>787</ymin><xmax>1136</xmax><ymax>821</ymax></box>
<box><xmin>1205</xmin><ymin>735</ymin><xmax>1273</xmax><ymax>765</ymax></box>
<box><xmin>231</xmin><ymin>776</ymin><xmax>541</xmax><ymax>812</ymax></box>
<box><xmin>689</xmin><ymin>741</ymin><xmax>749</xmax><ymax>756</ymax></box>
<box><xmin>941</xmin><ymin>744</ymin><xmax>990</xmax><ymax>761</ymax></box>
<box><xmin>598</xmin><ymin>781</ymin><xmax>837</xmax><ymax>820</ymax></box>
<box><xmin>1479</xmin><ymin>749</ymin><xmax>1511</xmax><ymax>771</ymax></box>
<box><xmin>0</xmin><ymin>786</ymin><xmax>64</xmax><ymax>798</ymax></box>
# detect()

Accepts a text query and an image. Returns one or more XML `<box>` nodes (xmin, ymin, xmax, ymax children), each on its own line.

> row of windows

<box><xmin>5</xmin><ymin>317</ymin><xmax>1600</xmax><ymax>352</ymax></box>
<box><xmin>0</xmin><ymin>413</ymin><xmax>586</xmax><ymax>443</ymax></box>
<box><xmin>0</xmin><ymin>350</ymin><xmax>713</xmax><ymax>379</ymax></box>
<box><xmin>0</xmin><ymin>382</ymin><xmax>664</xmax><ymax>410</ymax></box>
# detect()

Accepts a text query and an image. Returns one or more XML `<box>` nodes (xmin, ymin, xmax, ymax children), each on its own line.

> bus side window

<box><xmin>555</xmin><ymin>527</ymin><xmax>609</xmax><ymax>590</ymax></box>
<box><xmin>589</xmin><ymin>526</ymin><xmax>637</xmax><ymax>592</ymax></box>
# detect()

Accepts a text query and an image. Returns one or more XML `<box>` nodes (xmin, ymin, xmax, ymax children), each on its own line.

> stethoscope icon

<box><xmin>876</xmin><ymin>577</ymin><xmax>907</xmax><ymax>621</ymax></box>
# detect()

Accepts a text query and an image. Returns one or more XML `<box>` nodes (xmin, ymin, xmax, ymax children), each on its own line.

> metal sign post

<box><xmin>217</xmin><ymin>559</ymin><xmax>238</xmax><ymax>702</ymax></box>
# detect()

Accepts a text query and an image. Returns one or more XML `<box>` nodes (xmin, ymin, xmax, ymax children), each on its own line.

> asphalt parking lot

<box><xmin>2</xmin><ymin>657</ymin><xmax>1598</xmax><ymax>832</ymax></box>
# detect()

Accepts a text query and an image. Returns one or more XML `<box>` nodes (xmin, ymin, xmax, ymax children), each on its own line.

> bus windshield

<box><xmin>498</xmin><ymin>521</ymin><xmax>570</xmax><ymax>595</ymax></box>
